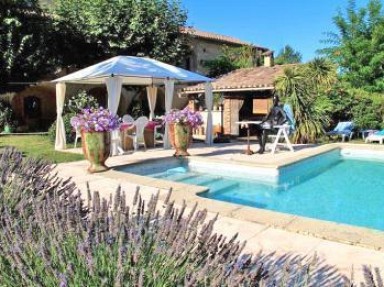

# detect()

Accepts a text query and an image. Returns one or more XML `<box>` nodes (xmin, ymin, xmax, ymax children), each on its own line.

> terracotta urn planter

<box><xmin>81</xmin><ymin>131</ymin><xmax>110</xmax><ymax>173</ymax></box>
<box><xmin>169</xmin><ymin>123</ymin><xmax>192</xmax><ymax>156</ymax></box>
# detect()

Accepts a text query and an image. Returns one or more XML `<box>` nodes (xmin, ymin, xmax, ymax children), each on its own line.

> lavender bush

<box><xmin>70</xmin><ymin>107</ymin><xmax>120</xmax><ymax>132</ymax></box>
<box><xmin>0</xmin><ymin>147</ymin><xmax>382</xmax><ymax>286</ymax></box>
<box><xmin>0</xmin><ymin>147</ymin><xmax>85</xmax><ymax>218</ymax></box>
<box><xmin>164</xmin><ymin>107</ymin><xmax>204</xmax><ymax>129</ymax></box>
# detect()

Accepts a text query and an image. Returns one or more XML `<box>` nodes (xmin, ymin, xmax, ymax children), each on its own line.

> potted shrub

<box><xmin>164</xmin><ymin>107</ymin><xmax>203</xmax><ymax>156</ymax></box>
<box><xmin>71</xmin><ymin>107</ymin><xmax>120</xmax><ymax>173</ymax></box>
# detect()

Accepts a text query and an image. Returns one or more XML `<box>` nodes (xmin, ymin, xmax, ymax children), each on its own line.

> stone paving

<box><xmin>59</xmin><ymin>141</ymin><xmax>384</xmax><ymax>281</ymax></box>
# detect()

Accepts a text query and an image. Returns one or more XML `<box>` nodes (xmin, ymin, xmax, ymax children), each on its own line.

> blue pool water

<box><xmin>118</xmin><ymin>150</ymin><xmax>384</xmax><ymax>231</ymax></box>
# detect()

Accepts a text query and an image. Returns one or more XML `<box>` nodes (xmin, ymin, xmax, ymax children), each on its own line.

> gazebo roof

<box><xmin>53</xmin><ymin>56</ymin><xmax>211</xmax><ymax>85</ymax></box>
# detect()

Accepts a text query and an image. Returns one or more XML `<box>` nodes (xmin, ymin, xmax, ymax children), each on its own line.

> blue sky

<box><xmin>181</xmin><ymin>0</ymin><xmax>369</xmax><ymax>62</ymax></box>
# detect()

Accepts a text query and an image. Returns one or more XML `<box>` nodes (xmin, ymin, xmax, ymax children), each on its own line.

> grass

<box><xmin>0</xmin><ymin>134</ymin><xmax>85</xmax><ymax>163</ymax></box>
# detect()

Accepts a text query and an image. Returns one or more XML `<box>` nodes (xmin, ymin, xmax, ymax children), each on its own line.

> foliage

<box><xmin>348</xmin><ymin>88</ymin><xmax>384</xmax><ymax>129</ymax></box>
<box><xmin>0</xmin><ymin>135</ymin><xmax>84</xmax><ymax>163</ymax></box>
<box><xmin>48</xmin><ymin>113</ymin><xmax>76</xmax><ymax>143</ymax></box>
<box><xmin>275</xmin><ymin>45</ymin><xmax>302</xmax><ymax>65</ymax></box>
<box><xmin>0</xmin><ymin>100</ymin><xmax>15</xmax><ymax>129</ymax></box>
<box><xmin>70</xmin><ymin>107</ymin><xmax>120</xmax><ymax>132</ymax></box>
<box><xmin>0</xmin><ymin>1</ymin><xmax>56</xmax><ymax>89</ymax></box>
<box><xmin>275</xmin><ymin>59</ymin><xmax>338</xmax><ymax>143</ymax></box>
<box><xmin>50</xmin><ymin>0</ymin><xmax>189</xmax><ymax>65</ymax></box>
<box><xmin>204</xmin><ymin>45</ymin><xmax>261</xmax><ymax>78</ymax></box>
<box><xmin>320</xmin><ymin>0</ymin><xmax>384</xmax><ymax>92</ymax></box>
<box><xmin>164</xmin><ymin>107</ymin><xmax>203</xmax><ymax>128</ymax></box>
<box><xmin>65</xmin><ymin>90</ymin><xmax>99</xmax><ymax>114</ymax></box>
<box><xmin>203</xmin><ymin>55</ymin><xmax>237</xmax><ymax>78</ymax></box>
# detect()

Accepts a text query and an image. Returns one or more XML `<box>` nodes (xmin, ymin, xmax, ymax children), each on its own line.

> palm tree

<box><xmin>275</xmin><ymin>66</ymin><xmax>326</xmax><ymax>144</ymax></box>
<box><xmin>305</xmin><ymin>57</ymin><xmax>337</xmax><ymax>90</ymax></box>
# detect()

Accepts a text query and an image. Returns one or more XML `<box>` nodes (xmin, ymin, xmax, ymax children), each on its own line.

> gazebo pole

<box><xmin>55</xmin><ymin>82</ymin><xmax>67</xmax><ymax>150</ymax></box>
<box><xmin>163</xmin><ymin>78</ymin><xmax>175</xmax><ymax>149</ymax></box>
<box><xmin>204</xmin><ymin>82</ymin><xmax>213</xmax><ymax>145</ymax></box>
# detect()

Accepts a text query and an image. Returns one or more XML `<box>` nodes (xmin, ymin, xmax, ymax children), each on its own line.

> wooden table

<box><xmin>235</xmin><ymin>121</ymin><xmax>261</xmax><ymax>155</ymax></box>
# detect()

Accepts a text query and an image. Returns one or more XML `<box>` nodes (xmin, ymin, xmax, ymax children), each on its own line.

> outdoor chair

<box><xmin>126</xmin><ymin>116</ymin><xmax>149</xmax><ymax>151</ymax></box>
<box><xmin>270</xmin><ymin>104</ymin><xmax>295</xmax><ymax>154</ymax></box>
<box><xmin>365</xmin><ymin>129</ymin><xmax>384</xmax><ymax>144</ymax></box>
<box><xmin>74</xmin><ymin>127</ymin><xmax>81</xmax><ymax>148</ymax></box>
<box><xmin>326</xmin><ymin>121</ymin><xmax>354</xmax><ymax>142</ymax></box>
<box><xmin>122</xmin><ymin>114</ymin><xmax>134</xmax><ymax>124</ymax></box>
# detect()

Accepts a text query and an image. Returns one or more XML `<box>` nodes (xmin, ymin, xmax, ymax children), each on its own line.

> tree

<box><xmin>203</xmin><ymin>45</ymin><xmax>261</xmax><ymax>78</ymax></box>
<box><xmin>320</xmin><ymin>0</ymin><xmax>384</xmax><ymax>92</ymax></box>
<box><xmin>274</xmin><ymin>45</ymin><xmax>302</xmax><ymax>65</ymax></box>
<box><xmin>0</xmin><ymin>0</ymin><xmax>58</xmax><ymax>88</ymax></box>
<box><xmin>51</xmin><ymin>0</ymin><xmax>189</xmax><ymax>65</ymax></box>
<box><xmin>274</xmin><ymin>59</ymin><xmax>338</xmax><ymax>143</ymax></box>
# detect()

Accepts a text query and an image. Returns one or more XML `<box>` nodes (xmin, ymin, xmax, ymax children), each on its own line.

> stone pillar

<box><xmin>223</xmin><ymin>99</ymin><xmax>231</xmax><ymax>135</ymax></box>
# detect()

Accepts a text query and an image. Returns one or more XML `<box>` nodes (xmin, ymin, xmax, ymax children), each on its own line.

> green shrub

<box><xmin>65</xmin><ymin>90</ymin><xmax>99</xmax><ymax>114</ymax></box>
<box><xmin>0</xmin><ymin>100</ymin><xmax>15</xmax><ymax>130</ymax></box>
<box><xmin>48</xmin><ymin>113</ymin><xmax>76</xmax><ymax>143</ymax></box>
<box><xmin>0</xmin><ymin>147</ymin><xmax>382</xmax><ymax>286</ymax></box>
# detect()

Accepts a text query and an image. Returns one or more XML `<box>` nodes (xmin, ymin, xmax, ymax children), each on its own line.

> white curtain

<box><xmin>163</xmin><ymin>79</ymin><xmax>174</xmax><ymax>149</ymax></box>
<box><xmin>55</xmin><ymin>83</ymin><xmax>66</xmax><ymax>150</ymax></box>
<box><xmin>204</xmin><ymin>82</ymin><xmax>213</xmax><ymax>145</ymax></box>
<box><xmin>106</xmin><ymin>76</ymin><xmax>123</xmax><ymax>156</ymax></box>
<box><xmin>146</xmin><ymin>86</ymin><xmax>157</xmax><ymax>120</ymax></box>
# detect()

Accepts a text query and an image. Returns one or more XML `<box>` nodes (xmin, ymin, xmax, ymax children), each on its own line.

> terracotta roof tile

<box><xmin>183</xmin><ymin>64</ymin><xmax>297</xmax><ymax>93</ymax></box>
<box><xmin>180</xmin><ymin>27</ymin><xmax>269</xmax><ymax>50</ymax></box>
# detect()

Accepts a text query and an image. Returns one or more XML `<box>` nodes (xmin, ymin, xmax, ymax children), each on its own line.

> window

<box><xmin>24</xmin><ymin>96</ymin><xmax>41</xmax><ymax>118</ymax></box>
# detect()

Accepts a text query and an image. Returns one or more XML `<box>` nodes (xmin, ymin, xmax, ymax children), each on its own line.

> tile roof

<box><xmin>183</xmin><ymin>64</ymin><xmax>297</xmax><ymax>93</ymax></box>
<box><xmin>180</xmin><ymin>27</ymin><xmax>269</xmax><ymax>50</ymax></box>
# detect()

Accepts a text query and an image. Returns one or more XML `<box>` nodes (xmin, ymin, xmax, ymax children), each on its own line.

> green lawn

<box><xmin>0</xmin><ymin>135</ymin><xmax>85</xmax><ymax>163</ymax></box>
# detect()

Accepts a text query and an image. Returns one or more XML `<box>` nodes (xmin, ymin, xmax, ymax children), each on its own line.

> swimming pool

<box><xmin>117</xmin><ymin>149</ymin><xmax>384</xmax><ymax>231</ymax></box>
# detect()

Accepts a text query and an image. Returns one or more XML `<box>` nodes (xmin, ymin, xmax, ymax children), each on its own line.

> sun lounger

<box><xmin>365</xmin><ymin>130</ymin><xmax>384</xmax><ymax>144</ymax></box>
<box><xmin>326</xmin><ymin>121</ymin><xmax>354</xmax><ymax>142</ymax></box>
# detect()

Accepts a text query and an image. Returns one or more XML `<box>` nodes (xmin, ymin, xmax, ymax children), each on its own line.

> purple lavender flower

<box><xmin>70</xmin><ymin>107</ymin><xmax>120</xmax><ymax>132</ymax></box>
<box><xmin>164</xmin><ymin>107</ymin><xmax>203</xmax><ymax>129</ymax></box>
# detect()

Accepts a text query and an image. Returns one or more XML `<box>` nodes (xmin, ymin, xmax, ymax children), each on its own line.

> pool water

<box><xmin>118</xmin><ymin>150</ymin><xmax>384</xmax><ymax>231</ymax></box>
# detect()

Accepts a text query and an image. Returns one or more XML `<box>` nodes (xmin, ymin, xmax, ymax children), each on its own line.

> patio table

<box><xmin>235</xmin><ymin>121</ymin><xmax>261</xmax><ymax>155</ymax></box>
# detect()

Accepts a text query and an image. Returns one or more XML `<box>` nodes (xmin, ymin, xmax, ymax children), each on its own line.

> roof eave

<box><xmin>183</xmin><ymin>86</ymin><xmax>275</xmax><ymax>94</ymax></box>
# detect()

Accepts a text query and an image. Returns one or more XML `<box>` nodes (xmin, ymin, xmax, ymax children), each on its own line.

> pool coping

<box><xmin>103</xmin><ymin>143</ymin><xmax>384</xmax><ymax>251</ymax></box>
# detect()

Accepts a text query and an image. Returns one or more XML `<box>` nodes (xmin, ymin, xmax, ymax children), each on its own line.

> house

<box><xmin>180</xmin><ymin>27</ymin><xmax>270</xmax><ymax>75</ymax></box>
<box><xmin>183</xmin><ymin>59</ymin><xmax>296</xmax><ymax>137</ymax></box>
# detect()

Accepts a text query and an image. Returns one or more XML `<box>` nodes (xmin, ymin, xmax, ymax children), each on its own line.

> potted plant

<box><xmin>164</xmin><ymin>107</ymin><xmax>203</xmax><ymax>156</ymax></box>
<box><xmin>71</xmin><ymin>107</ymin><xmax>120</xmax><ymax>173</ymax></box>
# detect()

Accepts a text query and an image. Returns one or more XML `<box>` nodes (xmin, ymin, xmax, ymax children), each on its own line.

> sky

<box><xmin>181</xmin><ymin>0</ymin><xmax>370</xmax><ymax>62</ymax></box>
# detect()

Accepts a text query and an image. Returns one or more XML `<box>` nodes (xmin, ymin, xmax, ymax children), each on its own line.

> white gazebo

<box><xmin>52</xmin><ymin>56</ymin><xmax>213</xmax><ymax>154</ymax></box>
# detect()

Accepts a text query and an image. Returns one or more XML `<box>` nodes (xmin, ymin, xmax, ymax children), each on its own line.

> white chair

<box><xmin>122</xmin><ymin>114</ymin><xmax>134</xmax><ymax>124</ymax></box>
<box><xmin>74</xmin><ymin>127</ymin><xmax>81</xmax><ymax>148</ymax></box>
<box><xmin>270</xmin><ymin>124</ymin><xmax>294</xmax><ymax>154</ymax></box>
<box><xmin>127</xmin><ymin>116</ymin><xmax>148</xmax><ymax>151</ymax></box>
<box><xmin>270</xmin><ymin>104</ymin><xmax>295</xmax><ymax>154</ymax></box>
<box><xmin>154</xmin><ymin>124</ymin><xmax>164</xmax><ymax>145</ymax></box>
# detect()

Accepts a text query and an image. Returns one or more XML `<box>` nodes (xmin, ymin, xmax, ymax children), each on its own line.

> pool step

<box><xmin>208</xmin><ymin>180</ymin><xmax>240</xmax><ymax>195</ymax></box>
<box><xmin>178</xmin><ymin>174</ymin><xmax>223</xmax><ymax>186</ymax></box>
<box><xmin>165</xmin><ymin>172</ymin><xmax>199</xmax><ymax>182</ymax></box>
